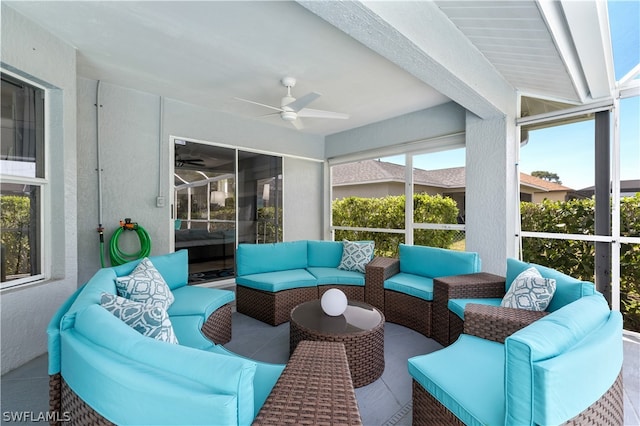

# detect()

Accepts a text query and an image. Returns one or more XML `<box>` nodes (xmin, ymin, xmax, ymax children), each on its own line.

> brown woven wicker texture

<box><xmin>289</xmin><ymin>310</ymin><xmax>385</xmax><ymax>388</ymax></box>
<box><xmin>49</xmin><ymin>373</ymin><xmax>62</xmax><ymax>426</ymax></box>
<box><xmin>318</xmin><ymin>284</ymin><xmax>365</xmax><ymax>302</ymax></box>
<box><xmin>201</xmin><ymin>302</ymin><xmax>233</xmax><ymax>344</ymax></box>
<box><xmin>464</xmin><ymin>303</ymin><xmax>549</xmax><ymax>343</ymax></box>
<box><xmin>365</xmin><ymin>257</ymin><xmax>399</xmax><ymax>312</ymax></box>
<box><xmin>412</xmin><ymin>379</ymin><xmax>464</xmax><ymax>426</ymax></box>
<box><xmin>432</xmin><ymin>273</ymin><xmax>505</xmax><ymax>346</ymax></box>
<box><xmin>236</xmin><ymin>284</ymin><xmax>318</xmax><ymax>326</ymax></box>
<box><xmin>61</xmin><ymin>377</ymin><xmax>115</xmax><ymax>425</ymax></box>
<box><xmin>254</xmin><ymin>340</ymin><xmax>363</xmax><ymax>426</ymax></box>
<box><xmin>412</xmin><ymin>373</ymin><xmax>624</xmax><ymax>426</ymax></box>
<box><xmin>384</xmin><ymin>290</ymin><xmax>432</xmax><ymax>338</ymax></box>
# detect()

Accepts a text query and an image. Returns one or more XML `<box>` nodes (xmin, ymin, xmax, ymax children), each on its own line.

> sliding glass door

<box><xmin>173</xmin><ymin>140</ymin><xmax>282</xmax><ymax>283</ymax></box>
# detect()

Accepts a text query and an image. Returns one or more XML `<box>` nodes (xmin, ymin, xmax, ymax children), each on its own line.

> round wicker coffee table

<box><xmin>289</xmin><ymin>299</ymin><xmax>385</xmax><ymax>388</ymax></box>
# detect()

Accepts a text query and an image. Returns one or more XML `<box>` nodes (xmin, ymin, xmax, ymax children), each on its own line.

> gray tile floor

<box><xmin>2</xmin><ymin>312</ymin><xmax>639</xmax><ymax>425</ymax></box>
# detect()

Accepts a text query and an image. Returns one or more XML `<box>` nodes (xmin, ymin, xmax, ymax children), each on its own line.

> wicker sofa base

<box><xmin>318</xmin><ymin>284</ymin><xmax>365</xmax><ymax>302</ymax></box>
<box><xmin>236</xmin><ymin>284</ymin><xmax>318</xmax><ymax>326</ymax></box>
<box><xmin>201</xmin><ymin>302</ymin><xmax>233</xmax><ymax>344</ymax></box>
<box><xmin>412</xmin><ymin>372</ymin><xmax>624</xmax><ymax>426</ymax></box>
<box><xmin>384</xmin><ymin>290</ymin><xmax>432</xmax><ymax>338</ymax></box>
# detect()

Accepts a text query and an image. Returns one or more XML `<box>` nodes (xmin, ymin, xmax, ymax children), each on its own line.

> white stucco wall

<box><xmin>325</xmin><ymin>102</ymin><xmax>465</xmax><ymax>159</ymax></box>
<box><xmin>465</xmin><ymin>112</ymin><xmax>519</xmax><ymax>275</ymax></box>
<box><xmin>1</xmin><ymin>5</ymin><xmax>78</xmax><ymax>374</ymax></box>
<box><xmin>76</xmin><ymin>80</ymin><xmax>327</xmax><ymax>284</ymax></box>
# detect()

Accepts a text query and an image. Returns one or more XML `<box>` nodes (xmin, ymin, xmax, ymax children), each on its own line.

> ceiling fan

<box><xmin>235</xmin><ymin>77</ymin><xmax>349</xmax><ymax>130</ymax></box>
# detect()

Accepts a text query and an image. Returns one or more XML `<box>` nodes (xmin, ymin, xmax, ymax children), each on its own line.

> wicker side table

<box><xmin>254</xmin><ymin>341</ymin><xmax>362</xmax><ymax>425</ymax></box>
<box><xmin>289</xmin><ymin>299</ymin><xmax>385</xmax><ymax>388</ymax></box>
<box><xmin>432</xmin><ymin>272</ymin><xmax>505</xmax><ymax>346</ymax></box>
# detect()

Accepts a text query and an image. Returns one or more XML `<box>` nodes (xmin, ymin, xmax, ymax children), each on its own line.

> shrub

<box><xmin>332</xmin><ymin>194</ymin><xmax>459</xmax><ymax>257</ymax></box>
<box><xmin>521</xmin><ymin>195</ymin><xmax>640</xmax><ymax>332</ymax></box>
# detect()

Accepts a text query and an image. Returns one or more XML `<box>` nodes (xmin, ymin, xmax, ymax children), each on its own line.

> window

<box><xmin>330</xmin><ymin>144</ymin><xmax>466</xmax><ymax>257</ymax></box>
<box><xmin>1</xmin><ymin>72</ymin><xmax>46</xmax><ymax>287</ymax></box>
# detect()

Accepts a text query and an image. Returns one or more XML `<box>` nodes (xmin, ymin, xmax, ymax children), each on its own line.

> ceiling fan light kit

<box><xmin>236</xmin><ymin>76</ymin><xmax>349</xmax><ymax>129</ymax></box>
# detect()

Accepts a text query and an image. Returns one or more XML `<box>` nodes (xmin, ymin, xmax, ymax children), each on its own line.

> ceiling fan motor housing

<box><xmin>280</xmin><ymin>111</ymin><xmax>297</xmax><ymax>121</ymax></box>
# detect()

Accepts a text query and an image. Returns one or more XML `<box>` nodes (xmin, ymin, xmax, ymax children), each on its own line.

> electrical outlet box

<box><xmin>156</xmin><ymin>196</ymin><xmax>165</xmax><ymax>208</ymax></box>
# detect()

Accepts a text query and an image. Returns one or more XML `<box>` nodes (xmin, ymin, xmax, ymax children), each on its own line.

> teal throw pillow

<box><xmin>338</xmin><ymin>240</ymin><xmax>374</xmax><ymax>273</ymax></box>
<box><xmin>115</xmin><ymin>257</ymin><xmax>175</xmax><ymax>311</ymax></box>
<box><xmin>501</xmin><ymin>267</ymin><xmax>556</xmax><ymax>311</ymax></box>
<box><xmin>100</xmin><ymin>292</ymin><xmax>178</xmax><ymax>344</ymax></box>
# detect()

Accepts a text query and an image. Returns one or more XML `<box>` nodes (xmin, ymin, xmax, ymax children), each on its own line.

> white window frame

<box><xmin>516</xmin><ymin>73</ymin><xmax>640</xmax><ymax>312</ymax></box>
<box><xmin>0</xmin><ymin>69</ymin><xmax>49</xmax><ymax>289</ymax></box>
<box><xmin>328</xmin><ymin>133</ymin><xmax>466</xmax><ymax>244</ymax></box>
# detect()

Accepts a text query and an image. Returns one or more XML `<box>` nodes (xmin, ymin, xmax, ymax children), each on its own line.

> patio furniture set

<box><xmin>47</xmin><ymin>241</ymin><xmax>624</xmax><ymax>425</ymax></box>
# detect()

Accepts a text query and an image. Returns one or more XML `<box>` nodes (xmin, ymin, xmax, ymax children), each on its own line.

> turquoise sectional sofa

<box><xmin>48</xmin><ymin>250</ymin><xmax>285</xmax><ymax>425</ymax></box>
<box><xmin>409</xmin><ymin>293</ymin><xmax>624</xmax><ymax>425</ymax></box>
<box><xmin>236</xmin><ymin>240</ymin><xmax>372</xmax><ymax>325</ymax></box>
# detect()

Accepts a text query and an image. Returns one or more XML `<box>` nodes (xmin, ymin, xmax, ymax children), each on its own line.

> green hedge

<box><xmin>521</xmin><ymin>194</ymin><xmax>640</xmax><ymax>332</ymax></box>
<box><xmin>0</xmin><ymin>195</ymin><xmax>32</xmax><ymax>278</ymax></box>
<box><xmin>332</xmin><ymin>194</ymin><xmax>459</xmax><ymax>257</ymax></box>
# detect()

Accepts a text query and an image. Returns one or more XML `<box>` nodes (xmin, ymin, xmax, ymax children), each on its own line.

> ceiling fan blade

<box><xmin>235</xmin><ymin>97</ymin><xmax>283</xmax><ymax>112</ymax></box>
<box><xmin>297</xmin><ymin>108</ymin><xmax>349</xmax><ymax>120</ymax></box>
<box><xmin>291</xmin><ymin>118</ymin><xmax>304</xmax><ymax>130</ymax></box>
<box><xmin>285</xmin><ymin>92</ymin><xmax>321</xmax><ymax>112</ymax></box>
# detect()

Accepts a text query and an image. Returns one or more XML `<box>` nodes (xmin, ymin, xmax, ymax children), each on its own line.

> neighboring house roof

<box><xmin>333</xmin><ymin>160</ymin><xmax>572</xmax><ymax>192</ymax></box>
<box><xmin>577</xmin><ymin>180</ymin><xmax>640</xmax><ymax>193</ymax></box>
<box><xmin>519</xmin><ymin>173</ymin><xmax>573</xmax><ymax>192</ymax></box>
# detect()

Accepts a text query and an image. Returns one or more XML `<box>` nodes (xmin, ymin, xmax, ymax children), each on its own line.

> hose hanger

<box><xmin>109</xmin><ymin>218</ymin><xmax>152</xmax><ymax>266</ymax></box>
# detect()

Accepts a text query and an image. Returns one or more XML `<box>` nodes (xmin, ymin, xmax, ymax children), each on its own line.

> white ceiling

<box><xmin>5</xmin><ymin>1</ymin><xmax>613</xmax><ymax>136</ymax></box>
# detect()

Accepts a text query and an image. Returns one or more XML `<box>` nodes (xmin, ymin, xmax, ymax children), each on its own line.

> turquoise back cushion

<box><xmin>504</xmin><ymin>294</ymin><xmax>614</xmax><ymax>425</ymax></box>
<box><xmin>236</xmin><ymin>241</ymin><xmax>308</xmax><ymax>276</ymax></box>
<box><xmin>506</xmin><ymin>258</ymin><xmax>596</xmax><ymax>311</ymax></box>
<box><xmin>112</xmin><ymin>250</ymin><xmax>189</xmax><ymax>290</ymax></box>
<box><xmin>399</xmin><ymin>244</ymin><xmax>481</xmax><ymax>278</ymax></box>
<box><xmin>307</xmin><ymin>240</ymin><xmax>343</xmax><ymax>267</ymax></box>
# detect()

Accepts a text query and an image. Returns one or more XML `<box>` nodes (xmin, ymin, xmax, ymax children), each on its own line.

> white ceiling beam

<box><xmin>298</xmin><ymin>0</ymin><xmax>515</xmax><ymax>119</ymax></box>
<box><xmin>560</xmin><ymin>0</ymin><xmax>615</xmax><ymax>100</ymax></box>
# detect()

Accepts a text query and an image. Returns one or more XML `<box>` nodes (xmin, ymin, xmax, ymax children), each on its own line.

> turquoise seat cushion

<box><xmin>169</xmin><ymin>286</ymin><xmax>235</xmax><ymax>319</ymax></box>
<box><xmin>208</xmin><ymin>345</ymin><xmax>285</xmax><ymax>416</ymax></box>
<box><xmin>112</xmin><ymin>250</ymin><xmax>189</xmax><ymax>290</ymax></box>
<box><xmin>236</xmin><ymin>241</ymin><xmax>308</xmax><ymax>276</ymax></box>
<box><xmin>66</xmin><ymin>305</ymin><xmax>258</xmax><ymax>425</ymax></box>
<box><xmin>448</xmin><ymin>298</ymin><xmax>502</xmax><ymax>320</ymax></box>
<box><xmin>307</xmin><ymin>240</ymin><xmax>344</xmax><ymax>268</ymax></box>
<box><xmin>235</xmin><ymin>269</ymin><xmax>317</xmax><ymax>292</ymax></box>
<box><xmin>306</xmin><ymin>267</ymin><xmax>365</xmax><ymax>286</ymax></box>
<box><xmin>170</xmin><ymin>315</ymin><xmax>212</xmax><ymax>350</ymax></box>
<box><xmin>399</xmin><ymin>244</ymin><xmax>481</xmax><ymax>278</ymax></box>
<box><xmin>384</xmin><ymin>273</ymin><xmax>434</xmax><ymax>301</ymax></box>
<box><xmin>506</xmin><ymin>258</ymin><xmax>595</xmax><ymax>312</ymax></box>
<box><xmin>408</xmin><ymin>334</ymin><xmax>505</xmax><ymax>426</ymax></box>
<box><xmin>504</xmin><ymin>294</ymin><xmax>616</xmax><ymax>425</ymax></box>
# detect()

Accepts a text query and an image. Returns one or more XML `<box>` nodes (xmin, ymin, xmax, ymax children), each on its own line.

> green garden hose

<box><xmin>109</xmin><ymin>219</ymin><xmax>151</xmax><ymax>266</ymax></box>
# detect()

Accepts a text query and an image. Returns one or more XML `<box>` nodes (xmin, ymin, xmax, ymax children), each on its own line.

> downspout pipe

<box><xmin>96</xmin><ymin>80</ymin><xmax>105</xmax><ymax>267</ymax></box>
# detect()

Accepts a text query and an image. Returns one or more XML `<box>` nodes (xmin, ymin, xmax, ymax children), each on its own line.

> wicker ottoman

<box><xmin>289</xmin><ymin>299</ymin><xmax>385</xmax><ymax>388</ymax></box>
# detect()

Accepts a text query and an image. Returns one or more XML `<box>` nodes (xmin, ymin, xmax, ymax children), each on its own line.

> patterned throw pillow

<box><xmin>100</xmin><ymin>293</ymin><xmax>178</xmax><ymax>344</ymax></box>
<box><xmin>115</xmin><ymin>257</ymin><xmax>174</xmax><ymax>311</ymax></box>
<box><xmin>500</xmin><ymin>267</ymin><xmax>556</xmax><ymax>311</ymax></box>
<box><xmin>338</xmin><ymin>240</ymin><xmax>375</xmax><ymax>273</ymax></box>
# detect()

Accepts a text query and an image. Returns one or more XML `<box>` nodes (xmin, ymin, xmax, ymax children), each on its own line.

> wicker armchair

<box><xmin>432</xmin><ymin>273</ymin><xmax>506</xmax><ymax>346</ymax></box>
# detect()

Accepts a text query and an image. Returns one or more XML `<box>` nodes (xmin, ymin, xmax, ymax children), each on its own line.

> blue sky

<box><xmin>384</xmin><ymin>1</ymin><xmax>639</xmax><ymax>191</ymax></box>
